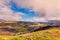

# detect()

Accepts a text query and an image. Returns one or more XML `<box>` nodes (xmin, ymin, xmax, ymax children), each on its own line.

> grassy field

<box><xmin>0</xmin><ymin>27</ymin><xmax>60</xmax><ymax>40</ymax></box>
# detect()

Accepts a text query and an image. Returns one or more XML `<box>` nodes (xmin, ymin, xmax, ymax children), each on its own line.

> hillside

<box><xmin>20</xmin><ymin>27</ymin><xmax>60</xmax><ymax>40</ymax></box>
<box><xmin>0</xmin><ymin>27</ymin><xmax>60</xmax><ymax>40</ymax></box>
<box><xmin>0</xmin><ymin>20</ymin><xmax>60</xmax><ymax>40</ymax></box>
<box><xmin>0</xmin><ymin>20</ymin><xmax>48</xmax><ymax>35</ymax></box>
<box><xmin>0</xmin><ymin>20</ymin><xmax>30</xmax><ymax>35</ymax></box>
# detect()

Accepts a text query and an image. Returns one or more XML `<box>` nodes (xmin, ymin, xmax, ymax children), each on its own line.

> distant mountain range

<box><xmin>0</xmin><ymin>19</ymin><xmax>60</xmax><ymax>26</ymax></box>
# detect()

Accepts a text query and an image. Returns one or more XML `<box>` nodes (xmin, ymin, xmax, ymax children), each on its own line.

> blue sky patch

<box><xmin>10</xmin><ymin>1</ymin><xmax>36</xmax><ymax>19</ymax></box>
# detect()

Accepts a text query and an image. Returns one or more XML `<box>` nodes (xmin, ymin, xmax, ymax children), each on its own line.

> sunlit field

<box><xmin>0</xmin><ymin>27</ymin><xmax>60</xmax><ymax>40</ymax></box>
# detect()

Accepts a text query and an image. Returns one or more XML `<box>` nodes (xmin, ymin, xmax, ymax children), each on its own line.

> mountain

<box><xmin>0</xmin><ymin>19</ymin><xmax>60</xmax><ymax>35</ymax></box>
<box><xmin>48</xmin><ymin>20</ymin><xmax>60</xmax><ymax>26</ymax></box>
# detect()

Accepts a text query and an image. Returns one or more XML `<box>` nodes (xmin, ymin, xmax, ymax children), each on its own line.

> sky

<box><xmin>0</xmin><ymin>0</ymin><xmax>60</xmax><ymax>22</ymax></box>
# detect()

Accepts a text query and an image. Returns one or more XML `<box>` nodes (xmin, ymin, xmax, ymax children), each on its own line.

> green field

<box><xmin>0</xmin><ymin>27</ymin><xmax>60</xmax><ymax>40</ymax></box>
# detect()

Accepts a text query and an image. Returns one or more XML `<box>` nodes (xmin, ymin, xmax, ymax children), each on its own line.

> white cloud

<box><xmin>0</xmin><ymin>0</ymin><xmax>60</xmax><ymax>22</ymax></box>
<box><xmin>23</xmin><ymin>17</ymin><xmax>48</xmax><ymax>22</ymax></box>
<box><xmin>13</xmin><ymin>0</ymin><xmax>60</xmax><ymax>20</ymax></box>
<box><xmin>0</xmin><ymin>0</ymin><xmax>25</xmax><ymax>21</ymax></box>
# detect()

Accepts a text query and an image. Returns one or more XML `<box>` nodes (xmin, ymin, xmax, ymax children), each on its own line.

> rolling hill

<box><xmin>0</xmin><ymin>19</ymin><xmax>60</xmax><ymax>40</ymax></box>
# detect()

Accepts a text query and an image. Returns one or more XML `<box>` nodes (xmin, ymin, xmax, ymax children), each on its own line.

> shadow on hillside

<box><xmin>34</xmin><ymin>26</ymin><xmax>60</xmax><ymax>32</ymax></box>
<box><xmin>0</xmin><ymin>28</ymin><xmax>16</xmax><ymax>33</ymax></box>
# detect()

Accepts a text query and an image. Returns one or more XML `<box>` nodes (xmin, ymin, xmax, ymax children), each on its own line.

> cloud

<box><xmin>0</xmin><ymin>0</ymin><xmax>60</xmax><ymax>22</ymax></box>
<box><xmin>23</xmin><ymin>17</ymin><xmax>47</xmax><ymax>22</ymax></box>
<box><xmin>32</xmin><ymin>17</ymin><xmax>48</xmax><ymax>22</ymax></box>
<box><xmin>0</xmin><ymin>0</ymin><xmax>25</xmax><ymax>21</ymax></box>
<box><xmin>13</xmin><ymin>0</ymin><xmax>60</xmax><ymax>20</ymax></box>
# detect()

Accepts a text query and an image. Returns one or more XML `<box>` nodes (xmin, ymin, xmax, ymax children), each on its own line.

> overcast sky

<box><xmin>0</xmin><ymin>0</ymin><xmax>60</xmax><ymax>22</ymax></box>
